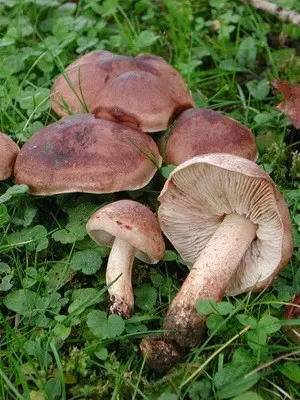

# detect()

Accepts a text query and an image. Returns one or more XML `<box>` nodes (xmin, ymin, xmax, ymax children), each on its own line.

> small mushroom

<box><xmin>14</xmin><ymin>114</ymin><xmax>161</xmax><ymax>195</ymax></box>
<box><xmin>159</xmin><ymin>108</ymin><xmax>258</xmax><ymax>165</ymax></box>
<box><xmin>284</xmin><ymin>293</ymin><xmax>300</xmax><ymax>344</ymax></box>
<box><xmin>141</xmin><ymin>154</ymin><xmax>293</xmax><ymax>369</ymax></box>
<box><xmin>52</xmin><ymin>51</ymin><xmax>194</xmax><ymax>132</ymax></box>
<box><xmin>0</xmin><ymin>133</ymin><xmax>19</xmax><ymax>181</ymax></box>
<box><xmin>86</xmin><ymin>200</ymin><xmax>165</xmax><ymax>317</ymax></box>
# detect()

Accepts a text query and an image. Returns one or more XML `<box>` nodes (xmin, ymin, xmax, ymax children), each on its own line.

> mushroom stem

<box><xmin>141</xmin><ymin>213</ymin><xmax>257</xmax><ymax>370</ymax></box>
<box><xmin>106</xmin><ymin>237</ymin><xmax>136</xmax><ymax>318</ymax></box>
<box><xmin>164</xmin><ymin>213</ymin><xmax>257</xmax><ymax>347</ymax></box>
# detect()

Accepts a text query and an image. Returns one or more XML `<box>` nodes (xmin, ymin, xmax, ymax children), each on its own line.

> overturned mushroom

<box><xmin>52</xmin><ymin>51</ymin><xmax>194</xmax><ymax>132</ymax></box>
<box><xmin>14</xmin><ymin>114</ymin><xmax>161</xmax><ymax>195</ymax></box>
<box><xmin>86</xmin><ymin>200</ymin><xmax>165</xmax><ymax>317</ymax></box>
<box><xmin>284</xmin><ymin>293</ymin><xmax>300</xmax><ymax>344</ymax></box>
<box><xmin>0</xmin><ymin>133</ymin><xmax>19</xmax><ymax>181</ymax></box>
<box><xmin>141</xmin><ymin>154</ymin><xmax>293</xmax><ymax>369</ymax></box>
<box><xmin>159</xmin><ymin>108</ymin><xmax>258</xmax><ymax>165</ymax></box>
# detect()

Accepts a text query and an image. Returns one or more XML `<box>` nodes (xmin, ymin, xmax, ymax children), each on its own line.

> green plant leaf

<box><xmin>206</xmin><ymin>314</ymin><xmax>225</xmax><ymax>331</ymax></box>
<box><xmin>46</xmin><ymin>260</ymin><xmax>76</xmax><ymax>293</ymax></box>
<box><xmin>196</xmin><ymin>299</ymin><xmax>217</xmax><ymax>315</ymax></box>
<box><xmin>209</xmin><ymin>0</ymin><xmax>225</xmax><ymax>9</ymax></box>
<box><xmin>257</xmin><ymin>315</ymin><xmax>281</xmax><ymax>334</ymax></box>
<box><xmin>161</xmin><ymin>165</ymin><xmax>176</xmax><ymax>179</ymax></box>
<box><xmin>45</xmin><ymin>378</ymin><xmax>61</xmax><ymax>399</ymax></box>
<box><xmin>53</xmin><ymin>324</ymin><xmax>71</xmax><ymax>341</ymax></box>
<box><xmin>135</xmin><ymin>284</ymin><xmax>157</xmax><ymax>311</ymax></box>
<box><xmin>277</xmin><ymin>361</ymin><xmax>300</xmax><ymax>383</ymax></box>
<box><xmin>237</xmin><ymin>37</ymin><xmax>257</xmax><ymax>68</ymax></box>
<box><xmin>87</xmin><ymin>310</ymin><xmax>125</xmax><ymax>339</ymax></box>
<box><xmin>68</xmin><ymin>288</ymin><xmax>104</xmax><ymax>315</ymax></box>
<box><xmin>70</xmin><ymin>250</ymin><xmax>102</xmax><ymax>275</ymax></box>
<box><xmin>214</xmin><ymin>361</ymin><xmax>255</xmax><ymax>390</ymax></box>
<box><xmin>216</xmin><ymin>374</ymin><xmax>260</xmax><ymax>399</ymax></box>
<box><xmin>157</xmin><ymin>394</ymin><xmax>178</xmax><ymax>400</ymax></box>
<box><xmin>236</xmin><ymin>314</ymin><xmax>257</xmax><ymax>329</ymax></box>
<box><xmin>95</xmin><ymin>348</ymin><xmax>108</xmax><ymax>361</ymax></box>
<box><xmin>151</xmin><ymin>274</ymin><xmax>165</xmax><ymax>288</ymax></box>
<box><xmin>4</xmin><ymin>289</ymin><xmax>38</xmax><ymax>316</ymax></box>
<box><xmin>246</xmin><ymin>79</ymin><xmax>270</xmax><ymax>100</ymax></box>
<box><xmin>215</xmin><ymin>302</ymin><xmax>234</xmax><ymax>315</ymax></box>
<box><xmin>0</xmin><ymin>204</ymin><xmax>9</xmax><ymax>227</ymax></box>
<box><xmin>197</xmin><ymin>299</ymin><xmax>233</xmax><ymax>316</ymax></box>
<box><xmin>163</xmin><ymin>250</ymin><xmax>178</xmax><ymax>261</ymax></box>
<box><xmin>0</xmin><ymin>184</ymin><xmax>29</xmax><ymax>203</ymax></box>
<box><xmin>188</xmin><ymin>379</ymin><xmax>211</xmax><ymax>399</ymax></box>
<box><xmin>219</xmin><ymin>60</ymin><xmax>243</xmax><ymax>71</ymax></box>
<box><xmin>246</xmin><ymin>329</ymin><xmax>267</xmax><ymax>351</ymax></box>
<box><xmin>232</xmin><ymin>392</ymin><xmax>264</xmax><ymax>400</ymax></box>
<box><xmin>134</xmin><ymin>30</ymin><xmax>160</xmax><ymax>49</ymax></box>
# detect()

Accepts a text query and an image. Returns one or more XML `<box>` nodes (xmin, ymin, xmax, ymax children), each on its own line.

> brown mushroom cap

<box><xmin>14</xmin><ymin>114</ymin><xmax>161</xmax><ymax>195</ymax></box>
<box><xmin>284</xmin><ymin>293</ymin><xmax>300</xmax><ymax>344</ymax></box>
<box><xmin>158</xmin><ymin>153</ymin><xmax>293</xmax><ymax>295</ymax></box>
<box><xmin>51</xmin><ymin>51</ymin><xmax>194</xmax><ymax>132</ymax></box>
<box><xmin>160</xmin><ymin>108</ymin><xmax>258</xmax><ymax>165</ymax></box>
<box><xmin>0</xmin><ymin>132</ymin><xmax>19</xmax><ymax>180</ymax></box>
<box><xmin>86</xmin><ymin>200</ymin><xmax>165</xmax><ymax>263</ymax></box>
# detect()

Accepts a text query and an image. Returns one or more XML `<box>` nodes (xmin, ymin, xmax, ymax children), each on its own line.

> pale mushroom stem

<box><xmin>141</xmin><ymin>213</ymin><xmax>257</xmax><ymax>369</ymax></box>
<box><xmin>106</xmin><ymin>237</ymin><xmax>136</xmax><ymax>318</ymax></box>
<box><xmin>164</xmin><ymin>213</ymin><xmax>257</xmax><ymax>346</ymax></box>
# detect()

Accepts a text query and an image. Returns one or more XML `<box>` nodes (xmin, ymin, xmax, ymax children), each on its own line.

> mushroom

<box><xmin>141</xmin><ymin>154</ymin><xmax>293</xmax><ymax>369</ymax></box>
<box><xmin>283</xmin><ymin>293</ymin><xmax>300</xmax><ymax>344</ymax></box>
<box><xmin>52</xmin><ymin>50</ymin><xmax>194</xmax><ymax>132</ymax></box>
<box><xmin>0</xmin><ymin>133</ymin><xmax>19</xmax><ymax>181</ymax></box>
<box><xmin>86</xmin><ymin>200</ymin><xmax>165</xmax><ymax>317</ymax></box>
<box><xmin>14</xmin><ymin>114</ymin><xmax>162</xmax><ymax>195</ymax></box>
<box><xmin>158</xmin><ymin>108</ymin><xmax>258</xmax><ymax>165</ymax></box>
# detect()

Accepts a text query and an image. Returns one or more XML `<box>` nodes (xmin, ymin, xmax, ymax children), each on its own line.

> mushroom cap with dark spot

<box><xmin>51</xmin><ymin>50</ymin><xmax>194</xmax><ymax>132</ymax></box>
<box><xmin>160</xmin><ymin>108</ymin><xmax>258</xmax><ymax>165</ymax></box>
<box><xmin>158</xmin><ymin>153</ymin><xmax>293</xmax><ymax>295</ymax></box>
<box><xmin>86</xmin><ymin>200</ymin><xmax>165</xmax><ymax>264</ymax></box>
<box><xmin>0</xmin><ymin>132</ymin><xmax>19</xmax><ymax>180</ymax></box>
<box><xmin>14</xmin><ymin>114</ymin><xmax>162</xmax><ymax>195</ymax></box>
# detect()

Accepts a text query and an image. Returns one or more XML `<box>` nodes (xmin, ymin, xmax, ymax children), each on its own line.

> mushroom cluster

<box><xmin>2</xmin><ymin>49</ymin><xmax>294</xmax><ymax>370</ymax></box>
<box><xmin>52</xmin><ymin>50</ymin><xmax>195</xmax><ymax>132</ymax></box>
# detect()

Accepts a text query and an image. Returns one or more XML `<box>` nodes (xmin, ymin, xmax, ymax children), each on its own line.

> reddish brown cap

<box><xmin>158</xmin><ymin>154</ymin><xmax>293</xmax><ymax>295</ymax></box>
<box><xmin>86</xmin><ymin>200</ymin><xmax>165</xmax><ymax>263</ymax></box>
<box><xmin>0</xmin><ymin>133</ymin><xmax>19</xmax><ymax>180</ymax></box>
<box><xmin>14</xmin><ymin>114</ymin><xmax>161</xmax><ymax>195</ymax></box>
<box><xmin>160</xmin><ymin>108</ymin><xmax>258</xmax><ymax>165</ymax></box>
<box><xmin>52</xmin><ymin>51</ymin><xmax>194</xmax><ymax>132</ymax></box>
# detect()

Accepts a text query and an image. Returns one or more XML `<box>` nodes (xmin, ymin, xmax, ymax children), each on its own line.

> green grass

<box><xmin>0</xmin><ymin>0</ymin><xmax>300</xmax><ymax>399</ymax></box>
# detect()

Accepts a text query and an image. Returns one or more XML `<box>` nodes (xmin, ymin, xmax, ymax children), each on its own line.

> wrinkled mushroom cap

<box><xmin>14</xmin><ymin>114</ymin><xmax>161</xmax><ymax>195</ymax></box>
<box><xmin>52</xmin><ymin>51</ymin><xmax>194</xmax><ymax>132</ymax></box>
<box><xmin>86</xmin><ymin>200</ymin><xmax>165</xmax><ymax>264</ymax></box>
<box><xmin>160</xmin><ymin>108</ymin><xmax>258</xmax><ymax>165</ymax></box>
<box><xmin>0</xmin><ymin>133</ymin><xmax>19</xmax><ymax>180</ymax></box>
<box><xmin>158</xmin><ymin>154</ymin><xmax>293</xmax><ymax>295</ymax></box>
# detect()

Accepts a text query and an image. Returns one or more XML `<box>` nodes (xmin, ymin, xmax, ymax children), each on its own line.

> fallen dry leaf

<box><xmin>273</xmin><ymin>79</ymin><xmax>300</xmax><ymax>129</ymax></box>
